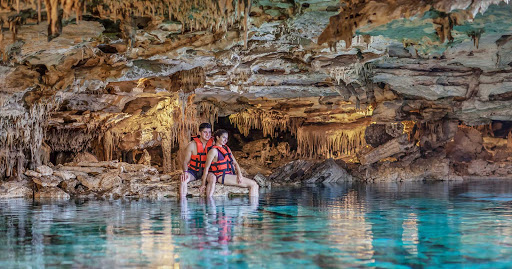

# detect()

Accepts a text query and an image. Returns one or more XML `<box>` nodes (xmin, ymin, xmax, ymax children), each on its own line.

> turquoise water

<box><xmin>2</xmin><ymin>181</ymin><xmax>512</xmax><ymax>268</ymax></box>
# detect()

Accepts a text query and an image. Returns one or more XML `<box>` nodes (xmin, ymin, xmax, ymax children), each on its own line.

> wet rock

<box><xmin>36</xmin><ymin>165</ymin><xmax>53</xmax><ymax>176</ymax></box>
<box><xmin>33</xmin><ymin>175</ymin><xmax>62</xmax><ymax>187</ymax></box>
<box><xmin>186</xmin><ymin>180</ymin><xmax>249</xmax><ymax>197</ymax></box>
<box><xmin>254</xmin><ymin>173</ymin><xmax>271</xmax><ymax>188</ymax></box>
<box><xmin>0</xmin><ymin>180</ymin><xmax>32</xmax><ymax>198</ymax></box>
<box><xmin>34</xmin><ymin>187</ymin><xmax>70</xmax><ymax>200</ymax></box>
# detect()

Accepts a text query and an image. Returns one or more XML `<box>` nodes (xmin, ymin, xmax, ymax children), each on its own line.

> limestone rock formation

<box><xmin>1</xmin><ymin>0</ymin><xmax>512</xmax><ymax>188</ymax></box>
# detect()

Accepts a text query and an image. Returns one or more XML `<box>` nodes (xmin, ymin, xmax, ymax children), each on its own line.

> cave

<box><xmin>2</xmin><ymin>0</ymin><xmax>512</xmax><ymax>267</ymax></box>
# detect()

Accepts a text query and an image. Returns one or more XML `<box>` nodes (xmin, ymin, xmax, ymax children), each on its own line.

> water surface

<box><xmin>2</xmin><ymin>181</ymin><xmax>512</xmax><ymax>268</ymax></box>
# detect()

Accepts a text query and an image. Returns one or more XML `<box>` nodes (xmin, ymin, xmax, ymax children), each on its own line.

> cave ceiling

<box><xmin>0</xmin><ymin>0</ymin><xmax>512</xmax><ymax>172</ymax></box>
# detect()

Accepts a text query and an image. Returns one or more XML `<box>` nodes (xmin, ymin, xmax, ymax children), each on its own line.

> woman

<box><xmin>200</xmin><ymin>129</ymin><xmax>259</xmax><ymax>197</ymax></box>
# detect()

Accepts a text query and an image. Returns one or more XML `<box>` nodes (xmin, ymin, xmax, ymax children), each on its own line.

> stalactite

<box><xmin>296</xmin><ymin>120</ymin><xmax>370</xmax><ymax>159</ymax></box>
<box><xmin>0</xmin><ymin>90</ymin><xmax>58</xmax><ymax>179</ymax></box>
<box><xmin>197</xmin><ymin>101</ymin><xmax>218</xmax><ymax>129</ymax></box>
<box><xmin>169</xmin><ymin>67</ymin><xmax>206</xmax><ymax>93</ymax></box>
<box><xmin>229</xmin><ymin>109</ymin><xmax>291</xmax><ymax>138</ymax></box>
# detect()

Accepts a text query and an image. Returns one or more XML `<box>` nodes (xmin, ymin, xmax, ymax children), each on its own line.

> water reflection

<box><xmin>2</xmin><ymin>181</ymin><xmax>512</xmax><ymax>267</ymax></box>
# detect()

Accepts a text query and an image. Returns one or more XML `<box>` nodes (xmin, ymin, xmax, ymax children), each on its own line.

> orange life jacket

<box><xmin>188</xmin><ymin>136</ymin><xmax>214</xmax><ymax>174</ymax></box>
<box><xmin>209</xmin><ymin>145</ymin><xmax>235</xmax><ymax>180</ymax></box>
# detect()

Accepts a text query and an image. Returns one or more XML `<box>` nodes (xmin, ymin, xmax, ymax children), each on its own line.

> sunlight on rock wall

<box><xmin>103</xmin><ymin>92</ymin><xmax>198</xmax><ymax>172</ymax></box>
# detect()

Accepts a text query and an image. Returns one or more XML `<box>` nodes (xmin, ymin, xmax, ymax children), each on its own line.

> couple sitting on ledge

<box><xmin>180</xmin><ymin>122</ymin><xmax>259</xmax><ymax>198</ymax></box>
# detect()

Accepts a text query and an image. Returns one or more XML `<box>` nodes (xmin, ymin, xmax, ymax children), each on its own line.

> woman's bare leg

<box><xmin>218</xmin><ymin>174</ymin><xmax>259</xmax><ymax>197</ymax></box>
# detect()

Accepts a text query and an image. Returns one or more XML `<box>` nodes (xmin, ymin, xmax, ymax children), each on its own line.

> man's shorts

<box><xmin>185</xmin><ymin>170</ymin><xmax>201</xmax><ymax>180</ymax></box>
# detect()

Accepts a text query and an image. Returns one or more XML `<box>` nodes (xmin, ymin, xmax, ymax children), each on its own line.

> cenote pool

<box><xmin>2</xmin><ymin>181</ymin><xmax>512</xmax><ymax>268</ymax></box>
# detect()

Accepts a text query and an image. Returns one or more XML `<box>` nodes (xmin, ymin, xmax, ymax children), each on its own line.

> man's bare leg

<box><xmin>180</xmin><ymin>172</ymin><xmax>196</xmax><ymax>199</ymax></box>
<box><xmin>206</xmin><ymin>173</ymin><xmax>217</xmax><ymax>197</ymax></box>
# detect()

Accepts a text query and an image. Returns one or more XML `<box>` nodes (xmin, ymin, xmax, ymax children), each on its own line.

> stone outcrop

<box><xmin>10</xmin><ymin>162</ymin><xmax>252</xmax><ymax>199</ymax></box>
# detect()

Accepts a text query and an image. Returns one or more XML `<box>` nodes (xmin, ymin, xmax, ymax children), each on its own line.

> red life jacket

<box><xmin>209</xmin><ymin>145</ymin><xmax>235</xmax><ymax>180</ymax></box>
<box><xmin>188</xmin><ymin>136</ymin><xmax>214</xmax><ymax>174</ymax></box>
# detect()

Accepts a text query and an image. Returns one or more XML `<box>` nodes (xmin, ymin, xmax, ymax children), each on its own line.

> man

<box><xmin>180</xmin><ymin>122</ymin><xmax>214</xmax><ymax>198</ymax></box>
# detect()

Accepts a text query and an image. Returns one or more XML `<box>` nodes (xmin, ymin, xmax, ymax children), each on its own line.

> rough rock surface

<box><xmin>34</xmin><ymin>187</ymin><xmax>71</xmax><ymax>200</ymax></box>
<box><xmin>0</xmin><ymin>180</ymin><xmax>32</xmax><ymax>199</ymax></box>
<box><xmin>268</xmin><ymin>159</ymin><xmax>352</xmax><ymax>184</ymax></box>
<box><xmin>2</xmin><ymin>0</ymin><xmax>512</xmax><ymax>185</ymax></box>
<box><xmin>12</xmin><ymin>160</ymin><xmax>251</xmax><ymax>199</ymax></box>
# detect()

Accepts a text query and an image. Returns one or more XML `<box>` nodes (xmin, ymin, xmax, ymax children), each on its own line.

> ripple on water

<box><xmin>2</xmin><ymin>182</ymin><xmax>512</xmax><ymax>267</ymax></box>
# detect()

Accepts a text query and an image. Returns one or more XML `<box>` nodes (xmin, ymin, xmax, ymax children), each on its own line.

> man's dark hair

<box><xmin>199</xmin><ymin>122</ymin><xmax>212</xmax><ymax>131</ymax></box>
<box><xmin>213</xmin><ymin>129</ymin><xmax>228</xmax><ymax>142</ymax></box>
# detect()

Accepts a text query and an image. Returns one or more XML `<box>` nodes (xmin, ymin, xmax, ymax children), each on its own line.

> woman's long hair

<box><xmin>213</xmin><ymin>129</ymin><xmax>228</xmax><ymax>142</ymax></box>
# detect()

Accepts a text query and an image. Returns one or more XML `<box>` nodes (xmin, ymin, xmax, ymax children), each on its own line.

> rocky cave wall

<box><xmin>1</xmin><ymin>0</ymin><xmax>512</xmax><ymax>187</ymax></box>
